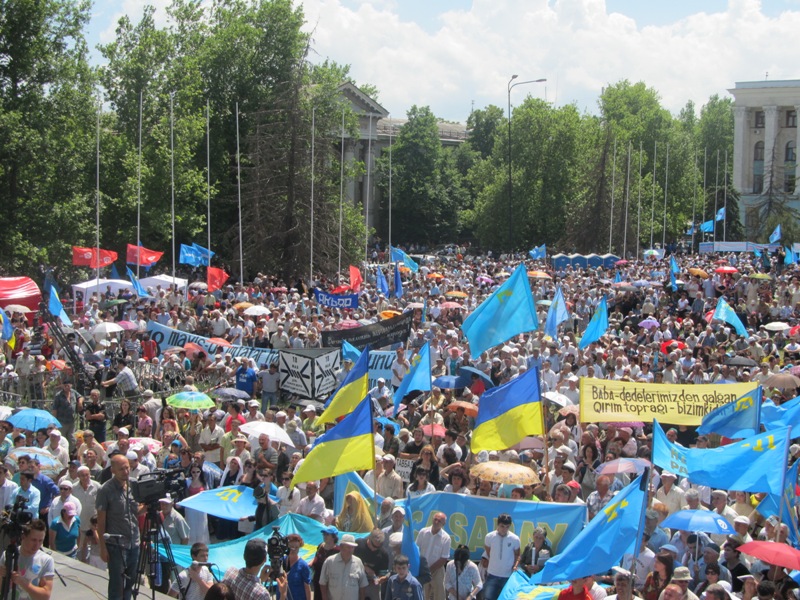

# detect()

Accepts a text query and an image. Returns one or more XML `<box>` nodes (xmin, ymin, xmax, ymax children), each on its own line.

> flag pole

<box><xmin>608</xmin><ymin>138</ymin><xmax>617</xmax><ymax>254</ymax></box>
<box><xmin>170</xmin><ymin>92</ymin><xmax>176</xmax><ymax>283</ymax></box>
<box><xmin>338</xmin><ymin>108</ymin><xmax>345</xmax><ymax>283</ymax></box>
<box><xmin>691</xmin><ymin>148</ymin><xmax>698</xmax><ymax>252</ymax></box>
<box><xmin>96</xmin><ymin>101</ymin><xmax>101</xmax><ymax>286</ymax></box>
<box><xmin>623</xmin><ymin>140</ymin><xmax>631</xmax><ymax>258</ymax></box>
<box><xmin>137</xmin><ymin>90</ymin><xmax>143</xmax><ymax>278</ymax></box>
<box><xmin>206</xmin><ymin>98</ymin><xmax>212</xmax><ymax>261</ymax></box>
<box><xmin>636</xmin><ymin>141</ymin><xmax>643</xmax><ymax>260</ymax></box>
<box><xmin>236</xmin><ymin>101</ymin><xmax>243</xmax><ymax>284</ymax></box>
<box><xmin>310</xmin><ymin>106</ymin><xmax>315</xmax><ymax>285</ymax></box>
<box><xmin>713</xmin><ymin>150</ymin><xmax>719</xmax><ymax>243</ymax></box>
<box><xmin>628</xmin><ymin>466</ymin><xmax>652</xmax><ymax>588</ymax></box>
<box><xmin>388</xmin><ymin>115</ymin><xmax>393</xmax><ymax>253</ymax></box>
<box><xmin>662</xmin><ymin>142</ymin><xmax>669</xmax><ymax>250</ymax></box>
<box><xmin>539</xmin><ymin>367</ymin><xmax>550</xmax><ymax>491</ymax></box>
<box><xmin>365</xmin><ymin>113</ymin><xmax>373</xmax><ymax>265</ymax></box>
<box><xmin>650</xmin><ymin>142</ymin><xmax>657</xmax><ymax>250</ymax></box>
<box><xmin>723</xmin><ymin>150</ymin><xmax>728</xmax><ymax>242</ymax></box>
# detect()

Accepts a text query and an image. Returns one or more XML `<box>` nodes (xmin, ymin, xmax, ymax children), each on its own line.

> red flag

<box><xmin>207</xmin><ymin>267</ymin><xmax>229</xmax><ymax>292</ymax></box>
<box><xmin>126</xmin><ymin>244</ymin><xmax>164</xmax><ymax>266</ymax></box>
<box><xmin>349</xmin><ymin>266</ymin><xmax>363</xmax><ymax>293</ymax></box>
<box><xmin>90</xmin><ymin>249</ymin><xmax>118</xmax><ymax>269</ymax></box>
<box><xmin>72</xmin><ymin>246</ymin><xmax>94</xmax><ymax>266</ymax></box>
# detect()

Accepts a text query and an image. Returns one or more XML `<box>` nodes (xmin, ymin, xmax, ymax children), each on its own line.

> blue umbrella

<box><xmin>458</xmin><ymin>366</ymin><xmax>495</xmax><ymax>389</ymax></box>
<box><xmin>661</xmin><ymin>509</ymin><xmax>734</xmax><ymax>535</ymax></box>
<box><xmin>7</xmin><ymin>409</ymin><xmax>61</xmax><ymax>431</ymax></box>
<box><xmin>212</xmin><ymin>387</ymin><xmax>251</xmax><ymax>401</ymax></box>
<box><xmin>432</xmin><ymin>375</ymin><xmax>466</xmax><ymax>390</ymax></box>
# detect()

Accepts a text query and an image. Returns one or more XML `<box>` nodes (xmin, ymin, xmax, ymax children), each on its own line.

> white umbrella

<box><xmin>92</xmin><ymin>322</ymin><xmax>124</xmax><ymax>337</ymax></box>
<box><xmin>239</xmin><ymin>421</ymin><xmax>294</xmax><ymax>446</ymax></box>
<box><xmin>244</xmin><ymin>305</ymin><xmax>271</xmax><ymax>317</ymax></box>
<box><xmin>764</xmin><ymin>322</ymin><xmax>790</xmax><ymax>332</ymax></box>
<box><xmin>542</xmin><ymin>391</ymin><xmax>572</xmax><ymax>407</ymax></box>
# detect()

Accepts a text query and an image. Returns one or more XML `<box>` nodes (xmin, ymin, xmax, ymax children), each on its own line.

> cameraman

<box><xmin>222</xmin><ymin>539</ymin><xmax>272</xmax><ymax>599</ymax></box>
<box><xmin>0</xmin><ymin>519</ymin><xmax>54</xmax><ymax>600</ymax></box>
<box><xmin>170</xmin><ymin>543</ymin><xmax>214</xmax><ymax>600</ymax></box>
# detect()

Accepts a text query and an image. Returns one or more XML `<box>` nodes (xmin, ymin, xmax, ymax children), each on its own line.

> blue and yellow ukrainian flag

<box><xmin>0</xmin><ymin>306</ymin><xmax>14</xmax><ymax>350</ymax></box>
<box><xmin>471</xmin><ymin>367</ymin><xmax>542</xmax><ymax>453</ymax></box>
<box><xmin>292</xmin><ymin>395</ymin><xmax>375</xmax><ymax>485</ymax></box>
<box><xmin>318</xmin><ymin>346</ymin><xmax>370</xmax><ymax>424</ymax></box>
<box><xmin>697</xmin><ymin>386</ymin><xmax>761</xmax><ymax>438</ymax></box>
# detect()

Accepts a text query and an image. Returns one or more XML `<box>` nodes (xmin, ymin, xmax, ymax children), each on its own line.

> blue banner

<box><xmin>178</xmin><ymin>485</ymin><xmax>258</xmax><ymax>520</ymax></box>
<box><xmin>500</xmin><ymin>572</ymin><xmax>565</xmax><ymax>600</ymax></box>
<box><xmin>313</xmin><ymin>288</ymin><xmax>359</xmax><ymax>309</ymax></box>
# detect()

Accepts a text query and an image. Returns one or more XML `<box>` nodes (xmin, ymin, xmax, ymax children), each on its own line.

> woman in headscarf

<box><xmin>334</xmin><ymin>491</ymin><xmax>374</xmax><ymax>533</ymax></box>
<box><xmin>216</xmin><ymin>456</ymin><xmax>243</xmax><ymax>540</ymax></box>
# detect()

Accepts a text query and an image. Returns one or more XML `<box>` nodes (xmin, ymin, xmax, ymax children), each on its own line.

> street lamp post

<box><xmin>507</xmin><ymin>76</ymin><xmax>546</xmax><ymax>251</ymax></box>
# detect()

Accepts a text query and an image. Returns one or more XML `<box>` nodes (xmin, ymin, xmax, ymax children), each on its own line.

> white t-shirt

<box><xmin>0</xmin><ymin>549</ymin><xmax>54</xmax><ymax>600</ymax></box>
<box><xmin>484</xmin><ymin>530</ymin><xmax>520</xmax><ymax>577</ymax></box>
<box><xmin>170</xmin><ymin>567</ymin><xmax>214</xmax><ymax>600</ymax></box>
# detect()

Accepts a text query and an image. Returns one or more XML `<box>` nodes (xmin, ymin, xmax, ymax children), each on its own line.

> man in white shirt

<box><xmin>296</xmin><ymin>481</ymin><xmax>326</xmax><ymax>522</ymax></box>
<box><xmin>415</xmin><ymin>511</ymin><xmax>451</xmax><ymax>600</ymax></box>
<box><xmin>199</xmin><ymin>413</ymin><xmax>225</xmax><ymax>466</ymax></box>
<box><xmin>483</xmin><ymin>513</ymin><xmax>520</xmax><ymax>600</ymax></box>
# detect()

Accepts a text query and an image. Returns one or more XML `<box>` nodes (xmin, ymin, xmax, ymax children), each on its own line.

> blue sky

<box><xmin>87</xmin><ymin>0</ymin><xmax>800</xmax><ymax>122</ymax></box>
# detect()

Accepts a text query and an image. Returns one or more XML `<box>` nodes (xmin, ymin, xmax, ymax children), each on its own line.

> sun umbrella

<box><xmin>271</xmin><ymin>287</ymin><xmax>288</xmax><ymax>293</ymax></box>
<box><xmin>765</xmin><ymin>322</ymin><xmax>790</xmax><ymax>332</ymax></box>
<box><xmin>427</xmin><ymin>273</ymin><xmax>444</xmax><ymax>280</ymax></box>
<box><xmin>128</xmin><ymin>437</ymin><xmax>163</xmax><ymax>453</ymax></box>
<box><xmin>244</xmin><ymin>305</ymin><xmax>271</xmax><ymax>317</ymax></box>
<box><xmin>6</xmin><ymin>447</ymin><xmax>62</xmax><ymax>478</ymax></box>
<box><xmin>471</xmin><ymin>461</ymin><xmax>540</xmax><ymax>485</ymax></box>
<box><xmin>542</xmin><ymin>391</ymin><xmax>571</xmax><ymax>407</ymax></box>
<box><xmin>101</xmin><ymin>299</ymin><xmax>128</xmax><ymax>308</ymax></box>
<box><xmin>7</xmin><ymin>409</ymin><xmax>61</xmax><ymax>431</ymax></box>
<box><xmin>445</xmin><ymin>291</ymin><xmax>468</xmax><ymax>299</ymax></box>
<box><xmin>117</xmin><ymin>320</ymin><xmax>139</xmax><ymax>331</ymax></box>
<box><xmin>615</xmin><ymin>260</ymin><xmax>629</xmax><ymax>265</ymax></box>
<box><xmin>661</xmin><ymin>509</ymin><xmax>734</xmax><ymax>535</ymax></box>
<box><xmin>380</xmin><ymin>310</ymin><xmax>402</xmax><ymax>319</ymax></box>
<box><xmin>47</xmin><ymin>359</ymin><xmax>68</xmax><ymax>371</ymax></box>
<box><xmin>476</xmin><ymin>276</ymin><xmax>494</xmax><ymax>284</ymax></box>
<box><xmin>3</xmin><ymin>304</ymin><xmax>30</xmax><ymax>313</ymax></box>
<box><xmin>337</xmin><ymin>319</ymin><xmax>361</xmax><ymax>330</ymax></box>
<box><xmin>595</xmin><ymin>457</ymin><xmax>651</xmax><ymax>476</ymax></box>
<box><xmin>166</xmin><ymin>391</ymin><xmax>216</xmax><ymax>410</ymax></box>
<box><xmin>608</xmin><ymin>421</ymin><xmax>645</xmax><ymax>428</ymax></box>
<box><xmin>537</xmin><ymin>300</ymin><xmax>552</xmax><ymax>306</ymax></box>
<box><xmin>183</xmin><ymin>342</ymin><xmax>205</xmax><ymax>358</ymax></box>
<box><xmin>234</xmin><ymin>302</ymin><xmax>254</xmax><ymax>310</ymax></box>
<box><xmin>715</xmin><ymin>259</ymin><xmax>729</xmax><ymax>264</ymax></box>
<box><xmin>750</xmin><ymin>273</ymin><xmax>773</xmax><ymax>280</ymax></box>
<box><xmin>447</xmin><ymin>401</ymin><xmax>479</xmax><ymax>418</ymax></box>
<box><xmin>432</xmin><ymin>375</ymin><xmax>466</xmax><ymax>390</ymax></box>
<box><xmin>496</xmin><ymin>271</ymin><xmax>511</xmax><ymax>277</ymax></box>
<box><xmin>558</xmin><ymin>405</ymin><xmax>579</xmax><ymax>417</ymax></box>
<box><xmin>406</xmin><ymin>302</ymin><xmax>425</xmax><ymax>309</ymax></box>
<box><xmin>688</xmin><ymin>268</ymin><xmax>709</xmax><ymax>279</ymax></box>
<box><xmin>458</xmin><ymin>366</ymin><xmax>495</xmax><ymax>389</ymax></box>
<box><xmin>212</xmin><ymin>387</ymin><xmax>252</xmax><ymax>400</ymax></box>
<box><xmin>440</xmin><ymin>301</ymin><xmax>463</xmax><ymax>309</ymax></box>
<box><xmin>638</xmin><ymin>318</ymin><xmax>660</xmax><ymax>329</ymax></box>
<box><xmin>527</xmin><ymin>271</ymin><xmax>552</xmax><ymax>280</ymax></box>
<box><xmin>92</xmin><ymin>322</ymin><xmax>124</xmax><ymax>336</ymax></box>
<box><xmin>725</xmin><ymin>356</ymin><xmax>758</xmax><ymax>367</ymax></box>
<box><xmin>207</xmin><ymin>337</ymin><xmax>232</xmax><ymax>347</ymax></box>
<box><xmin>613</xmin><ymin>283</ymin><xmax>637</xmax><ymax>292</ymax></box>
<box><xmin>643</xmin><ymin>250</ymin><xmax>659</xmax><ymax>257</ymax></box>
<box><xmin>421</xmin><ymin>424</ymin><xmax>446</xmax><ymax>438</ymax></box>
<box><xmin>763</xmin><ymin>373</ymin><xmax>800</xmax><ymax>391</ymax></box>
<box><xmin>188</xmin><ymin>281</ymin><xmax>208</xmax><ymax>290</ymax></box>
<box><xmin>791</xmin><ymin>325</ymin><xmax>800</xmax><ymax>338</ymax></box>
<box><xmin>715</xmin><ymin>266</ymin><xmax>738</xmax><ymax>274</ymax></box>
<box><xmin>239</xmin><ymin>421</ymin><xmax>294</xmax><ymax>446</ymax></box>
<box><xmin>737</xmin><ymin>541</ymin><xmax>800</xmax><ymax>571</ymax></box>
<box><xmin>660</xmin><ymin>341</ymin><xmax>686</xmax><ymax>355</ymax></box>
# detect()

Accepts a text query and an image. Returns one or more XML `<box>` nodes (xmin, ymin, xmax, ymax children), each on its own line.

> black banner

<box><xmin>321</xmin><ymin>312</ymin><xmax>414</xmax><ymax>350</ymax></box>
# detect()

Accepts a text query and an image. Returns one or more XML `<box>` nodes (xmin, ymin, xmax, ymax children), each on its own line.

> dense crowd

<box><xmin>1</xmin><ymin>246</ymin><xmax>800</xmax><ymax>600</ymax></box>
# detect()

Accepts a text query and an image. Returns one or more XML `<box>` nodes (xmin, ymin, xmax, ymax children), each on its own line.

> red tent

<box><xmin>0</xmin><ymin>277</ymin><xmax>42</xmax><ymax>314</ymax></box>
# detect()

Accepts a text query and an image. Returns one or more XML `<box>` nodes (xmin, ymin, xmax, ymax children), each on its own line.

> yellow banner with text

<box><xmin>578</xmin><ymin>379</ymin><xmax>758</xmax><ymax>425</ymax></box>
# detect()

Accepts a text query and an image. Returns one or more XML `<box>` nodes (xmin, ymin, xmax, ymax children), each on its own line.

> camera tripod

<box><xmin>0</xmin><ymin>536</ymin><xmax>19</xmax><ymax>600</ymax></box>
<box><xmin>132</xmin><ymin>502</ymin><xmax>184</xmax><ymax>600</ymax></box>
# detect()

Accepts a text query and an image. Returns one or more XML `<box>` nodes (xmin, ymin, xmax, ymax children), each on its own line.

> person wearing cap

<box><xmin>244</xmin><ymin>399</ymin><xmax>264</xmax><ymax>423</ymax></box>
<box><xmin>368</xmin><ymin>377</ymin><xmax>392</xmax><ymax>415</ymax></box>
<box><xmin>696</xmin><ymin>544</ymin><xmax>732</xmax><ymax>588</ymax></box>
<box><xmin>656</xmin><ymin>472</ymin><xmax>686</xmax><ymax>516</ymax></box>
<box><xmin>731</xmin><ymin>515</ymin><xmax>753</xmax><ymax>544</ymax></box>
<box><xmin>301</xmin><ymin>405</ymin><xmax>321</xmax><ymax>436</ymax></box>
<box><xmin>221</xmin><ymin>538</ymin><xmax>274</xmax><ymax>599</ymax></box>
<box><xmin>311</xmin><ymin>526</ymin><xmax>340</xmax><ymax>599</ymax></box>
<box><xmin>417</xmin><ymin>511</ymin><xmax>451</xmax><ymax>600</ymax></box>
<box><xmin>102</xmin><ymin>358</ymin><xmax>140</xmax><ymax>399</ymax></box>
<box><xmin>52</xmin><ymin>380</ymin><xmax>84</xmax><ymax>453</ymax></box>
<box><xmin>319</xmin><ymin>533</ymin><xmax>368</xmax><ymax>600</ymax></box>
<box><xmin>668</xmin><ymin>566</ymin><xmax>700</xmax><ymax>600</ymax></box>
<box><xmin>49</xmin><ymin>500</ymin><xmax>80</xmax><ymax>557</ymax></box>
<box><xmin>376</xmin><ymin>454</ymin><xmax>404</xmax><ymax>499</ymax></box>
<box><xmin>709</xmin><ymin>491</ymin><xmax>738</xmax><ymax>545</ymax></box>
<box><xmin>354</xmin><ymin>528</ymin><xmax>390</xmax><ymax>599</ymax></box>
<box><xmin>160</xmin><ymin>494</ymin><xmax>190</xmax><ymax>546</ymax></box>
<box><xmin>44</xmin><ymin>429</ymin><xmax>69</xmax><ymax>471</ymax></box>
<box><xmin>47</xmin><ymin>480</ymin><xmax>83</xmax><ymax>526</ymax></box>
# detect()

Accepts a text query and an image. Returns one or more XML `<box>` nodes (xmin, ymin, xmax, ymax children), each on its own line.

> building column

<box><xmin>344</xmin><ymin>140</ymin><xmax>357</xmax><ymax>205</ymax></box>
<box><xmin>764</xmin><ymin>105</ymin><xmax>780</xmax><ymax>192</ymax></box>
<box><xmin>365</xmin><ymin>142</ymin><xmax>379</xmax><ymax>231</ymax></box>
<box><xmin>795</xmin><ymin>106</ymin><xmax>800</xmax><ymax>191</ymax></box>
<box><xmin>732</xmin><ymin>106</ymin><xmax>748</xmax><ymax>193</ymax></box>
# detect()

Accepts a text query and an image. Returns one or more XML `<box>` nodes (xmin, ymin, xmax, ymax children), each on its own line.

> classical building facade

<box><xmin>337</xmin><ymin>82</ymin><xmax>467</xmax><ymax>233</ymax></box>
<box><xmin>728</xmin><ymin>80</ymin><xmax>800</xmax><ymax>235</ymax></box>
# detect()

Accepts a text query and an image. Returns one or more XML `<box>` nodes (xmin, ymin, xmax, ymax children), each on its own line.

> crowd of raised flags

<box><xmin>7</xmin><ymin>240</ymin><xmax>800</xmax><ymax>599</ymax></box>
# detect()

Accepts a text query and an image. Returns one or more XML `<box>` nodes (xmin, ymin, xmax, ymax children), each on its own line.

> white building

<box><xmin>728</xmin><ymin>80</ymin><xmax>800</xmax><ymax>235</ymax></box>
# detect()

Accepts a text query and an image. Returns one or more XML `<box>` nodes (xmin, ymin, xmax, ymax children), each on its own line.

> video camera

<box><xmin>266</xmin><ymin>526</ymin><xmax>289</xmax><ymax>579</ymax></box>
<box><xmin>133</xmin><ymin>467</ymin><xmax>186</xmax><ymax>505</ymax></box>
<box><xmin>0</xmin><ymin>497</ymin><xmax>32</xmax><ymax>540</ymax></box>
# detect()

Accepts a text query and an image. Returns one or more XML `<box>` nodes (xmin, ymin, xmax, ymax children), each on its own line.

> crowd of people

<box><xmin>0</xmin><ymin>245</ymin><xmax>799</xmax><ymax>600</ymax></box>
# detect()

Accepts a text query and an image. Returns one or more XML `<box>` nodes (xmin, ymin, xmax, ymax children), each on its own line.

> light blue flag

<box><xmin>712</xmin><ymin>297</ymin><xmax>747</xmax><ymax>337</ymax></box>
<box><xmin>614</xmin><ymin>271</ymin><xmax>621</xmax><ymax>284</ymax></box>
<box><xmin>178</xmin><ymin>485</ymin><xmax>260</xmax><ymax>520</ymax></box>
<box><xmin>716</xmin><ymin>207</ymin><xmax>726</xmax><ymax>221</ymax></box>
<box><xmin>700</xmin><ymin>220</ymin><xmax>714</xmax><ymax>233</ymax></box>
<box><xmin>393</xmin><ymin>262</ymin><xmax>403</xmax><ymax>298</ymax></box>
<box><xmin>48</xmin><ymin>289</ymin><xmax>71</xmax><ymax>328</ymax></box>
<box><xmin>787</xmin><ymin>246</ymin><xmax>796</xmax><ymax>265</ymax></box>
<box><xmin>697</xmin><ymin>387</ymin><xmax>762</xmax><ymax>438</ymax></box>
<box><xmin>191</xmin><ymin>243</ymin><xmax>215</xmax><ymax>266</ymax></box>
<box><xmin>126</xmin><ymin>266</ymin><xmax>150</xmax><ymax>298</ymax></box>
<box><xmin>652</xmin><ymin>419</ymin><xmax>790</xmax><ymax>495</ymax></box>
<box><xmin>544</xmin><ymin>287</ymin><xmax>569</xmax><ymax>340</ymax></box>
<box><xmin>754</xmin><ymin>247</ymin><xmax>762</xmax><ymax>258</ymax></box>
<box><xmin>670</xmin><ymin>270</ymin><xmax>678</xmax><ymax>292</ymax></box>
<box><xmin>402</xmin><ymin>495</ymin><xmax>422</xmax><ymax>577</ymax></box>
<box><xmin>461</xmin><ymin>264</ymin><xmax>538</xmax><ymax>356</ymax></box>
<box><xmin>393</xmin><ymin>343</ymin><xmax>432</xmax><ymax>404</ymax></box>
<box><xmin>499</xmin><ymin>573</ymin><xmax>566</xmax><ymax>600</ymax></box>
<box><xmin>756</xmin><ymin>459</ymin><xmax>800</xmax><ymax>547</ymax></box>
<box><xmin>529</xmin><ymin>244</ymin><xmax>547</xmax><ymax>260</ymax></box>
<box><xmin>686</xmin><ymin>225</ymin><xmax>696</xmax><ymax>235</ymax></box>
<box><xmin>179</xmin><ymin>244</ymin><xmax>203</xmax><ymax>267</ymax></box>
<box><xmin>529</xmin><ymin>474</ymin><xmax>647</xmax><ymax>584</ymax></box>
<box><xmin>579</xmin><ymin>297</ymin><xmax>608</xmax><ymax>350</ymax></box>
<box><xmin>0</xmin><ymin>306</ymin><xmax>13</xmax><ymax>343</ymax></box>
<box><xmin>771</xmin><ymin>224</ymin><xmax>782</xmax><ymax>244</ymax></box>
<box><xmin>341</xmin><ymin>340</ymin><xmax>362</xmax><ymax>364</ymax></box>
<box><xmin>762</xmin><ymin>395</ymin><xmax>800</xmax><ymax>430</ymax></box>
<box><xmin>670</xmin><ymin>256</ymin><xmax>680</xmax><ymax>275</ymax></box>
<box><xmin>375</xmin><ymin>268</ymin><xmax>389</xmax><ymax>296</ymax></box>
<box><xmin>110</xmin><ymin>263</ymin><xmax>120</xmax><ymax>280</ymax></box>
<box><xmin>390</xmin><ymin>246</ymin><xmax>419</xmax><ymax>273</ymax></box>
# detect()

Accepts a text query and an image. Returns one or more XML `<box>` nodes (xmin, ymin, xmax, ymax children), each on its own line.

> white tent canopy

<box><xmin>139</xmin><ymin>275</ymin><xmax>188</xmax><ymax>291</ymax></box>
<box><xmin>72</xmin><ymin>278</ymin><xmax>132</xmax><ymax>300</ymax></box>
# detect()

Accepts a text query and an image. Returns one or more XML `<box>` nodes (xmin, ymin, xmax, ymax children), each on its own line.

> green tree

<box><xmin>466</xmin><ymin>105</ymin><xmax>504</xmax><ymax>159</ymax></box>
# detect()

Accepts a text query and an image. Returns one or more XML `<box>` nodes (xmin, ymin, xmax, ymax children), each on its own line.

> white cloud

<box><xmin>300</xmin><ymin>0</ymin><xmax>800</xmax><ymax>121</ymax></box>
